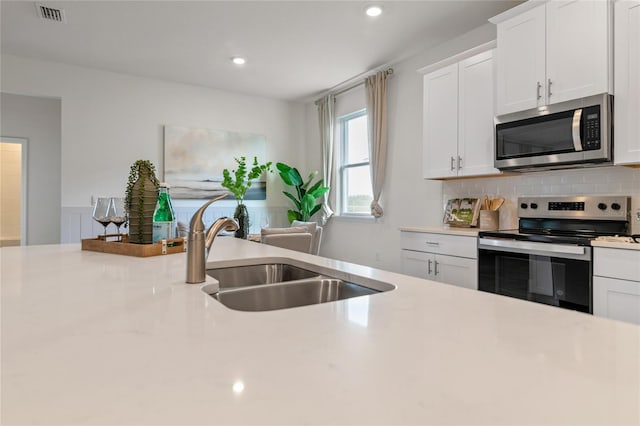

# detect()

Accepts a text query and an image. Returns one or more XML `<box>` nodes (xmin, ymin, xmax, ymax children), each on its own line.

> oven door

<box><xmin>478</xmin><ymin>238</ymin><xmax>593</xmax><ymax>313</ymax></box>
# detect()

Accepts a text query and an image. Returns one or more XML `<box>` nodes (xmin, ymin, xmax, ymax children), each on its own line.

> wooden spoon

<box><xmin>491</xmin><ymin>197</ymin><xmax>505</xmax><ymax>211</ymax></box>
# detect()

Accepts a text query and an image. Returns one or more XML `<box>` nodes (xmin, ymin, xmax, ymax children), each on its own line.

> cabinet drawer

<box><xmin>594</xmin><ymin>248</ymin><xmax>640</xmax><ymax>282</ymax></box>
<box><xmin>400</xmin><ymin>231</ymin><xmax>477</xmax><ymax>259</ymax></box>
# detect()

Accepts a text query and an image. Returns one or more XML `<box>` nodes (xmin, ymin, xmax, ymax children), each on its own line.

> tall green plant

<box><xmin>276</xmin><ymin>162</ymin><xmax>329</xmax><ymax>223</ymax></box>
<box><xmin>221</xmin><ymin>156</ymin><xmax>272</xmax><ymax>204</ymax></box>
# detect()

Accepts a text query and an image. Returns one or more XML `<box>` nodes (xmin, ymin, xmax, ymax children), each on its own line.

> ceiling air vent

<box><xmin>36</xmin><ymin>4</ymin><xmax>66</xmax><ymax>23</ymax></box>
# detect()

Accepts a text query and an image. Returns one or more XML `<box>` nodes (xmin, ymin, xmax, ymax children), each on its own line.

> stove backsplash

<box><xmin>443</xmin><ymin>166</ymin><xmax>640</xmax><ymax>234</ymax></box>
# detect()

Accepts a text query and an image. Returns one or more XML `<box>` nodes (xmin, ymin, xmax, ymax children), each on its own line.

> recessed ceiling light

<box><xmin>366</xmin><ymin>6</ymin><xmax>382</xmax><ymax>17</ymax></box>
<box><xmin>231</xmin><ymin>57</ymin><xmax>246</xmax><ymax>65</ymax></box>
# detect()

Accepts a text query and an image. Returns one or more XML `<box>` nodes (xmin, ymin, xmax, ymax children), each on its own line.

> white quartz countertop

<box><xmin>592</xmin><ymin>240</ymin><xmax>640</xmax><ymax>251</ymax></box>
<box><xmin>2</xmin><ymin>239</ymin><xmax>639</xmax><ymax>425</ymax></box>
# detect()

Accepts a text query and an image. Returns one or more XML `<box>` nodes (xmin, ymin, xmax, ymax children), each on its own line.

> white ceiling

<box><xmin>1</xmin><ymin>1</ymin><xmax>521</xmax><ymax>101</ymax></box>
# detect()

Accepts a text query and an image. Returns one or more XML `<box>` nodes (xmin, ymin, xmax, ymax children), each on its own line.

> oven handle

<box><xmin>478</xmin><ymin>238</ymin><xmax>591</xmax><ymax>260</ymax></box>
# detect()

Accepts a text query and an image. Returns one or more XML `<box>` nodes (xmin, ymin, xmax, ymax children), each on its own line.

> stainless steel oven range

<box><xmin>478</xmin><ymin>196</ymin><xmax>630</xmax><ymax>313</ymax></box>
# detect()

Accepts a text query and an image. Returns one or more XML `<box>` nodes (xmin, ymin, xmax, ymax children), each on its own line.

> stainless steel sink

<box><xmin>208</xmin><ymin>278</ymin><xmax>379</xmax><ymax>312</ymax></box>
<box><xmin>206</xmin><ymin>263</ymin><xmax>319</xmax><ymax>289</ymax></box>
<box><xmin>203</xmin><ymin>260</ymin><xmax>395</xmax><ymax>311</ymax></box>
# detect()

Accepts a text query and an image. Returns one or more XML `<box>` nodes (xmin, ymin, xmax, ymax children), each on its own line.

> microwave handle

<box><xmin>572</xmin><ymin>109</ymin><xmax>583</xmax><ymax>152</ymax></box>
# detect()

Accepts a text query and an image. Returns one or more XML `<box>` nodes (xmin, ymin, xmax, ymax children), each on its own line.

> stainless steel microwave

<box><xmin>494</xmin><ymin>94</ymin><xmax>612</xmax><ymax>171</ymax></box>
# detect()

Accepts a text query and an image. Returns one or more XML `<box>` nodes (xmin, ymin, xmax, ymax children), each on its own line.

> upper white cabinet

<box><xmin>494</xmin><ymin>4</ymin><xmax>546</xmax><ymax>114</ymax></box>
<box><xmin>421</xmin><ymin>48</ymin><xmax>499</xmax><ymax>179</ymax></box>
<box><xmin>423</xmin><ymin>63</ymin><xmax>459</xmax><ymax>178</ymax></box>
<box><xmin>493</xmin><ymin>0</ymin><xmax>612</xmax><ymax>115</ymax></box>
<box><xmin>614</xmin><ymin>0</ymin><xmax>640</xmax><ymax>165</ymax></box>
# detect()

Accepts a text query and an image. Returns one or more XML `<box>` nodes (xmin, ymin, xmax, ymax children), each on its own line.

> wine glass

<box><xmin>110</xmin><ymin>197</ymin><xmax>127</xmax><ymax>235</ymax></box>
<box><xmin>93</xmin><ymin>197</ymin><xmax>113</xmax><ymax>236</ymax></box>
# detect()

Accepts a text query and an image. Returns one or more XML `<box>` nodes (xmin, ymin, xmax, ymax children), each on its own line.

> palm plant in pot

<box><xmin>221</xmin><ymin>156</ymin><xmax>273</xmax><ymax>239</ymax></box>
<box><xmin>276</xmin><ymin>162</ymin><xmax>329</xmax><ymax>223</ymax></box>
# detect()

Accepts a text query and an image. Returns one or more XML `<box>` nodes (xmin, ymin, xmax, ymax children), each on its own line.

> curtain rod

<box><xmin>315</xmin><ymin>68</ymin><xmax>394</xmax><ymax>105</ymax></box>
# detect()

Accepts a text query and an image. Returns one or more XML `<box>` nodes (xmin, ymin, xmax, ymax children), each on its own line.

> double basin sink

<box><xmin>203</xmin><ymin>261</ymin><xmax>395</xmax><ymax>312</ymax></box>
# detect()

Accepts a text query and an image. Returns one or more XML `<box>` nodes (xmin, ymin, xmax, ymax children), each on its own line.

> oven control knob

<box><xmin>611</xmin><ymin>203</ymin><xmax>621</xmax><ymax>210</ymax></box>
<box><xmin>520</xmin><ymin>203</ymin><xmax>528</xmax><ymax>209</ymax></box>
<box><xmin>598</xmin><ymin>203</ymin><xmax>607</xmax><ymax>210</ymax></box>
<box><xmin>530</xmin><ymin>203</ymin><xmax>538</xmax><ymax>209</ymax></box>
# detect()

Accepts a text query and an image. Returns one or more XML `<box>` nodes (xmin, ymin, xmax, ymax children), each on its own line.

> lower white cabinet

<box><xmin>593</xmin><ymin>247</ymin><xmax>640</xmax><ymax>324</ymax></box>
<box><xmin>401</xmin><ymin>231</ymin><xmax>478</xmax><ymax>290</ymax></box>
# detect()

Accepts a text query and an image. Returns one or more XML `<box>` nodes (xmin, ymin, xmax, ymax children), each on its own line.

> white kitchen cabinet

<box><xmin>495</xmin><ymin>4</ymin><xmax>546</xmax><ymax>114</ymax></box>
<box><xmin>423</xmin><ymin>63</ymin><xmax>459</xmax><ymax>178</ymax></box>
<box><xmin>493</xmin><ymin>0</ymin><xmax>612</xmax><ymax>115</ymax></box>
<box><xmin>401</xmin><ymin>231</ymin><xmax>478</xmax><ymax>290</ymax></box>
<box><xmin>422</xmin><ymin>49</ymin><xmax>498</xmax><ymax>179</ymax></box>
<box><xmin>593</xmin><ymin>247</ymin><xmax>640</xmax><ymax>324</ymax></box>
<box><xmin>614</xmin><ymin>0</ymin><xmax>640</xmax><ymax>165</ymax></box>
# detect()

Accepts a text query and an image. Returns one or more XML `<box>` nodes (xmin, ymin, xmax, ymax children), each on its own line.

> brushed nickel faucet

<box><xmin>186</xmin><ymin>194</ymin><xmax>238</xmax><ymax>284</ymax></box>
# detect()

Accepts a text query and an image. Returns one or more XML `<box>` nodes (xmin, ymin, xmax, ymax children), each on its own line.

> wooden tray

<box><xmin>81</xmin><ymin>234</ymin><xmax>186</xmax><ymax>257</ymax></box>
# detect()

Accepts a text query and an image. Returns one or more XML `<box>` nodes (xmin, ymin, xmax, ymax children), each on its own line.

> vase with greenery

<box><xmin>276</xmin><ymin>162</ymin><xmax>329</xmax><ymax>223</ymax></box>
<box><xmin>221</xmin><ymin>156</ymin><xmax>272</xmax><ymax>239</ymax></box>
<box><xmin>125</xmin><ymin>160</ymin><xmax>160</xmax><ymax>244</ymax></box>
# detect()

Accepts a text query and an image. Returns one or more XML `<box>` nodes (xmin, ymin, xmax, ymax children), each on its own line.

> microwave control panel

<box><xmin>582</xmin><ymin>105</ymin><xmax>601</xmax><ymax>150</ymax></box>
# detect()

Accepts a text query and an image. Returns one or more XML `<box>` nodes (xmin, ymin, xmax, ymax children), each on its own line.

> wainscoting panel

<box><xmin>61</xmin><ymin>205</ymin><xmax>290</xmax><ymax>243</ymax></box>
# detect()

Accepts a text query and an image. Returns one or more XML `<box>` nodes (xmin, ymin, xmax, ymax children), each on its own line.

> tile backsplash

<box><xmin>443</xmin><ymin>166</ymin><xmax>640</xmax><ymax>231</ymax></box>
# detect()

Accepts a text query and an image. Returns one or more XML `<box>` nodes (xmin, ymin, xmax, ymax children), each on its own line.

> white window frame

<box><xmin>337</xmin><ymin>109</ymin><xmax>371</xmax><ymax>217</ymax></box>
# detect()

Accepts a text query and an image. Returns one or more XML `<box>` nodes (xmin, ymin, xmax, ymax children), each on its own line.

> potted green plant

<box><xmin>125</xmin><ymin>160</ymin><xmax>160</xmax><ymax>244</ymax></box>
<box><xmin>221</xmin><ymin>156</ymin><xmax>273</xmax><ymax>239</ymax></box>
<box><xmin>276</xmin><ymin>162</ymin><xmax>329</xmax><ymax>223</ymax></box>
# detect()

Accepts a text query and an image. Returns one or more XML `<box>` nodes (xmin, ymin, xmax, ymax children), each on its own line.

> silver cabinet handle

<box><xmin>425</xmin><ymin>241</ymin><xmax>440</xmax><ymax>246</ymax></box>
<box><xmin>537</xmin><ymin>81</ymin><xmax>542</xmax><ymax>100</ymax></box>
<box><xmin>434</xmin><ymin>260</ymin><xmax>439</xmax><ymax>276</ymax></box>
<box><xmin>450</xmin><ymin>156</ymin><xmax>455</xmax><ymax>171</ymax></box>
<box><xmin>427</xmin><ymin>259</ymin><xmax>432</xmax><ymax>275</ymax></box>
<box><xmin>548</xmin><ymin>78</ymin><xmax>552</xmax><ymax>97</ymax></box>
<box><xmin>572</xmin><ymin>109</ymin><xmax>583</xmax><ymax>152</ymax></box>
<box><xmin>457</xmin><ymin>156</ymin><xmax>462</xmax><ymax>170</ymax></box>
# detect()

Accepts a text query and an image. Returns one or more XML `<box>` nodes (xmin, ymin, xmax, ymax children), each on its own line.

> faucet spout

<box><xmin>186</xmin><ymin>194</ymin><xmax>238</xmax><ymax>284</ymax></box>
<box><xmin>205</xmin><ymin>217</ymin><xmax>238</xmax><ymax>258</ymax></box>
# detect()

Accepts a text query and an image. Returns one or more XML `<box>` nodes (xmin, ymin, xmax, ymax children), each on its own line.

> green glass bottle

<box><xmin>152</xmin><ymin>183</ymin><xmax>176</xmax><ymax>242</ymax></box>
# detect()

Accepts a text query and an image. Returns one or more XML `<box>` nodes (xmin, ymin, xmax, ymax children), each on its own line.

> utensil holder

<box><xmin>479</xmin><ymin>210</ymin><xmax>499</xmax><ymax>231</ymax></box>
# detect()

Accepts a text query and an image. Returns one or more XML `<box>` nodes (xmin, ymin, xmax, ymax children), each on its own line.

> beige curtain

<box><xmin>365</xmin><ymin>71</ymin><xmax>388</xmax><ymax>218</ymax></box>
<box><xmin>316</xmin><ymin>94</ymin><xmax>335</xmax><ymax>225</ymax></box>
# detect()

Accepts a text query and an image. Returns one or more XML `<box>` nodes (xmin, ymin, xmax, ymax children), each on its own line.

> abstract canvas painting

<box><xmin>164</xmin><ymin>125</ymin><xmax>268</xmax><ymax>200</ymax></box>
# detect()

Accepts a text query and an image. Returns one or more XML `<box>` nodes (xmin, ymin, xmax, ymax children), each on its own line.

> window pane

<box><xmin>346</xmin><ymin>114</ymin><xmax>369</xmax><ymax>164</ymax></box>
<box><xmin>345</xmin><ymin>165</ymin><xmax>372</xmax><ymax>214</ymax></box>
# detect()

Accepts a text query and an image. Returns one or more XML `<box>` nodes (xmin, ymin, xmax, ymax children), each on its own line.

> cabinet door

<box><xmin>458</xmin><ymin>49</ymin><xmax>500</xmax><ymax>177</ymax></box>
<box><xmin>401</xmin><ymin>249</ymin><xmax>435</xmax><ymax>279</ymax></box>
<box><xmin>593</xmin><ymin>276</ymin><xmax>640</xmax><ymax>325</ymax></box>
<box><xmin>614</xmin><ymin>0</ymin><xmax>640</xmax><ymax>165</ymax></box>
<box><xmin>546</xmin><ymin>0</ymin><xmax>611</xmax><ymax>105</ymax></box>
<box><xmin>433</xmin><ymin>255</ymin><xmax>478</xmax><ymax>290</ymax></box>
<box><xmin>423</xmin><ymin>63</ymin><xmax>459</xmax><ymax>178</ymax></box>
<box><xmin>495</xmin><ymin>4</ymin><xmax>546</xmax><ymax>114</ymax></box>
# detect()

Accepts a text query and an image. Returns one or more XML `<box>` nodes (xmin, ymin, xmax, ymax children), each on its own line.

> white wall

<box><xmin>1</xmin><ymin>54</ymin><xmax>304</xmax><ymax>242</ymax></box>
<box><xmin>305</xmin><ymin>24</ymin><xmax>499</xmax><ymax>272</ymax></box>
<box><xmin>0</xmin><ymin>93</ymin><xmax>62</xmax><ymax>245</ymax></box>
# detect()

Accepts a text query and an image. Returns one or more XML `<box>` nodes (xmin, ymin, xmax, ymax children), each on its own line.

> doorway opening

<box><xmin>0</xmin><ymin>137</ymin><xmax>28</xmax><ymax>247</ymax></box>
